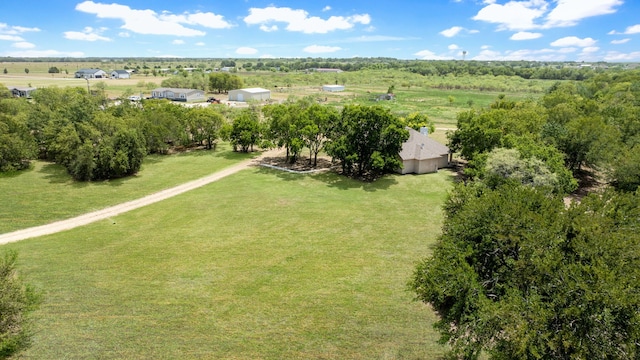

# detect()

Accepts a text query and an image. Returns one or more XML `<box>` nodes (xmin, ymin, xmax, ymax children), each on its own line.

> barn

<box><xmin>322</xmin><ymin>85</ymin><xmax>345</xmax><ymax>92</ymax></box>
<box><xmin>228</xmin><ymin>88</ymin><xmax>271</xmax><ymax>102</ymax></box>
<box><xmin>110</xmin><ymin>70</ymin><xmax>131</xmax><ymax>79</ymax></box>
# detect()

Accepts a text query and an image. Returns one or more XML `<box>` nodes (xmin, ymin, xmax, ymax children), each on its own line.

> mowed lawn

<box><xmin>0</xmin><ymin>143</ymin><xmax>255</xmax><ymax>234</ymax></box>
<box><xmin>5</xmin><ymin>167</ymin><xmax>453</xmax><ymax>359</ymax></box>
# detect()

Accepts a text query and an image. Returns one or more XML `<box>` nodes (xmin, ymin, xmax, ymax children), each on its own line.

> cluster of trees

<box><xmin>224</xmin><ymin>98</ymin><xmax>415</xmax><ymax>180</ymax></box>
<box><xmin>159</xmin><ymin>72</ymin><xmax>243</xmax><ymax>93</ymax></box>
<box><xmin>0</xmin><ymin>86</ymin><xmax>227</xmax><ymax>180</ymax></box>
<box><xmin>449</xmin><ymin>69</ymin><xmax>640</xmax><ymax>194</ymax></box>
<box><xmin>2</xmin><ymin>85</ymin><xmax>421</xmax><ymax>181</ymax></box>
<box><xmin>410</xmin><ymin>182</ymin><xmax>640</xmax><ymax>359</ymax></box>
<box><xmin>411</xmin><ymin>71</ymin><xmax>640</xmax><ymax>358</ymax></box>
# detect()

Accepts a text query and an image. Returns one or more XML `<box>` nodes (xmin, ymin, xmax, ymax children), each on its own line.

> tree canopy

<box><xmin>410</xmin><ymin>184</ymin><xmax>640</xmax><ymax>359</ymax></box>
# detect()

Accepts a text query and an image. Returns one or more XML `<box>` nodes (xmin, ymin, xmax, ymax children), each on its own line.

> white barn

<box><xmin>322</xmin><ymin>85</ymin><xmax>345</xmax><ymax>92</ymax></box>
<box><xmin>228</xmin><ymin>88</ymin><xmax>271</xmax><ymax>102</ymax></box>
<box><xmin>399</xmin><ymin>128</ymin><xmax>450</xmax><ymax>174</ymax></box>
<box><xmin>110</xmin><ymin>70</ymin><xmax>130</xmax><ymax>79</ymax></box>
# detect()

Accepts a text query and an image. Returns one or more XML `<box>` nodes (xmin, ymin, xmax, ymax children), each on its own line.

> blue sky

<box><xmin>1</xmin><ymin>0</ymin><xmax>639</xmax><ymax>62</ymax></box>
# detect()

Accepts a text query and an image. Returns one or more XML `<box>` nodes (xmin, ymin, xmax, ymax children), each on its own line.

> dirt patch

<box><xmin>260</xmin><ymin>154</ymin><xmax>335</xmax><ymax>173</ymax></box>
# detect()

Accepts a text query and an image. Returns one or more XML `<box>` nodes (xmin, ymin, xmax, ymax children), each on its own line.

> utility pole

<box><xmin>85</xmin><ymin>77</ymin><xmax>90</xmax><ymax>95</ymax></box>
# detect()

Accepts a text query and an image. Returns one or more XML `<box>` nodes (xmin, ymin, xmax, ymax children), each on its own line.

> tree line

<box><xmin>411</xmin><ymin>70</ymin><xmax>640</xmax><ymax>358</ymax></box>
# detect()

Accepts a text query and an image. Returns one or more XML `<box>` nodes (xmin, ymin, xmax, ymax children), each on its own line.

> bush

<box><xmin>0</xmin><ymin>251</ymin><xmax>40</xmax><ymax>357</ymax></box>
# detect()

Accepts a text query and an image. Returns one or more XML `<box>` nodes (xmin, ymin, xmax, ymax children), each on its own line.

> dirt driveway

<box><xmin>0</xmin><ymin>150</ymin><xmax>280</xmax><ymax>245</ymax></box>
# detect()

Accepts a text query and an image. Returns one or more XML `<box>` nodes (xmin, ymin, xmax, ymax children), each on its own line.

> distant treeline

<box><xmin>2</xmin><ymin>57</ymin><xmax>634</xmax><ymax>81</ymax></box>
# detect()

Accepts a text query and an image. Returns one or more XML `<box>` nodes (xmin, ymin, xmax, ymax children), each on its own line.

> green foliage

<box><xmin>325</xmin><ymin>105</ymin><xmax>408</xmax><ymax>180</ymax></box>
<box><xmin>0</xmin><ymin>251</ymin><xmax>40</xmax><ymax>358</ymax></box>
<box><xmin>229</xmin><ymin>108</ymin><xmax>261</xmax><ymax>152</ymax></box>
<box><xmin>187</xmin><ymin>106</ymin><xmax>224</xmax><ymax>150</ymax></box>
<box><xmin>160</xmin><ymin>72</ymin><xmax>208</xmax><ymax>91</ymax></box>
<box><xmin>0</xmin><ymin>99</ymin><xmax>36</xmax><ymax>171</ymax></box>
<box><xmin>47</xmin><ymin>67</ymin><xmax>59</xmax><ymax>74</ymax></box>
<box><xmin>401</xmin><ymin>112</ymin><xmax>435</xmax><ymax>134</ymax></box>
<box><xmin>411</xmin><ymin>184</ymin><xmax>640</xmax><ymax>359</ymax></box>
<box><xmin>208</xmin><ymin>72</ymin><xmax>243</xmax><ymax>93</ymax></box>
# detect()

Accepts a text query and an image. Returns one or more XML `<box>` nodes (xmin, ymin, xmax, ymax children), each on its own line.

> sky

<box><xmin>1</xmin><ymin>0</ymin><xmax>639</xmax><ymax>62</ymax></box>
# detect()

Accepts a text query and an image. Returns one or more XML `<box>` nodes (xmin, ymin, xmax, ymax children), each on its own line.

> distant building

<box><xmin>110</xmin><ymin>70</ymin><xmax>130</xmax><ymax>79</ymax></box>
<box><xmin>228</xmin><ymin>88</ymin><xmax>271</xmax><ymax>102</ymax></box>
<box><xmin>399</xmin><ymin>127</ymin><xmax>450</xmax><ymax>174</ymax></box>
<box><xmin>314</xmin><ymin>68</ymin><xmax>343</xmax><ymax>73</ymax></box>
<box><xmin>74</xmin><ymin>68</ymin><xmax>107</xmax><ymax>79</ymax></box>
<box><xmin>9</xmin><ymin>86</ymin><xmax>36</xmax><ymax>98</ymax></box>
<box><xmin>150</xmin><ymin>88</ymin><xmax>205</xmax><ymax>102</ymax></box>
<box><xmin>322</xmin><ymin>85</ymin><xmax>345</xmax><ymax>92</ymax></box>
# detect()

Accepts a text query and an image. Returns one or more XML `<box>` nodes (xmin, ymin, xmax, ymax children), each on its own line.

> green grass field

<box><xmin>0</xmin><ymin>143</ymin><xmax>256</xmax><ymax>234</ymax></box>
<box><xmin>5</xmin><ymin>166</ymin><xmax>453</xmax><ymax>359</ymax></box>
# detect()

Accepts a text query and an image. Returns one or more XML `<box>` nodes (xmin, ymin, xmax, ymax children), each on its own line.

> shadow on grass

<box><xmin>39</xmin><ymin>163</ymin><xmax>129</xmax><ymax>188</ymax></box>
<box><xmin>255</xmin><ymin>165</ymin><xmax>398</xmax><ymax>191</ymax></box>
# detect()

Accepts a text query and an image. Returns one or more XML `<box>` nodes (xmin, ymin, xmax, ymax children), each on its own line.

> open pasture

<box><xmin>0</xmin><ymin>143</ymin><xmax>255</xmax><ymax>234</ymax></box>
<box><xmin>4</xmin><ymin>166</ymin><xmax>453</xmax><ymax>359</ymax></box>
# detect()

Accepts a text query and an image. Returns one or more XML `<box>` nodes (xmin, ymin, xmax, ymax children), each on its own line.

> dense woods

<box><xmin>411</xmin><ymin>69</ymin><xmax>640</xmax><ymax>359</ymax></box>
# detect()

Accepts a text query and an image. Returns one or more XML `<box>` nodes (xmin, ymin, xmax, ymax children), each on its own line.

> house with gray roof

<box><xmin>399</xmin><ymin>127</ymin><xmax>450</xmax><ymax>174</ymax></box>
<box><xmin>74</xmin><ymin>68</ymin><xmax>107</xmax><ymax>79</ymax></box>
<box><xmin>9</xmin><ymin>86</ymin><xmax>36</xmax><ymax>98</ymax></box>
<box><xmin>150</xmin><ymin>88</ymin><xmax>205</xmax><ymax>102</ymax></box>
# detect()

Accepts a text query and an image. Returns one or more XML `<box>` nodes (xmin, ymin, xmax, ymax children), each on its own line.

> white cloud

<box><xmin>236</xmin><ymin>46</ymin><xmax>258</xmax><ymax>55</ymax></box>
<box><xmin>195</xmin><ymin>42</ymin><xmax>205</xmax><ymax>46</ymax></box>
<box><xmin>448</xmin><ymin>44</ymin><xmax>460</xmax><ymax>50</ymax></box>
<box><xmin>244</xmin><ymin>6</ymin><xmax>370</xmax><ymax>34</ymax></box>
<box><xmin>473</xmin><ymin>0</ymin><xmax>547</xmax><ymax>31</ymax></box>
<box><xmin>75</xmin><ymin>1</ymin><xmax>232</xmax><ymax>36</ymax></box>
<box><xmin>118</xmin><ymin>32</ymin><xmax>130</xmax><ymax>37</ymax></box>
<box><xmin>11</xmin><ymin>41</ymin><xmax>35</xmax><ymax>49</ymax></box>
<box><xmin>440</xmin><ymin>26</ymin><xmax>463</xmax><ymax>37</ymax></box>
<box><xmin>510</xmin><ymin>31</ymin><xmax>542</xmax><ymax>40</ymax></box>
<box><xmin>611</xmin><ymin>38</ymin><xmax>630</xmax><ymax>45</ymax></box>
<box><xmin>172</xmin><ymin>39</ymin><xmax>185</xmax><ymax>45</ymax></box>
<box><xmin>303</xmin><ymin>45</ymin><xmax>342</xmax><ymax>53</ymax></box>
<box><xmin>64</xmin><ymin>26</ymin><xmax>111</xmax><ymax>41</ymax></box>
<box><xmin>0</xmin><ymin>34</ymin><xmax>24</xmax><ymax>41</ymax></box>
<box><xmin>604</xmin><ymin>51</ymin><xmax>640</xmax><ymax>61</ymax></box>
<box><xmin>550</xmin><ymin>36</ymin><xmax>596</xmax><ymax>47</ymax></box>
<box><xmin>624</xmin><ymin>24</ymin><xmax>640</xmax><ymax>34</ymax></box>
<box><xmin>557</xmin><ymin>47</ymin><xmax>578</xmax><ymax>53</ymax></box>
<box><xmin>545</xmin><ymin>0</ymin><xmax>622</xmax><ymax>27</ymax></box>
<box><xmin>0</xmin><ymin>23</ymin><xmax>40</xmax><ymax>35</ymax></box>
<box><xmin>260</xmin><ymin>25</ymin><xmax>278</xmax><ymax>32</ymax></box>
<box><xmin>322</xmin><ymin>6</ymin><xmax>331</xmax><ymax>11</ymax></box>
<box><xmin>481</xmin><ymin>45</ymin><xmax>491</xmax><ymax>50</ymax></box>
<box><xmin>413</xmin><ymin>49</ymin><xmax>452</xmax><ymax>60</ymax></box>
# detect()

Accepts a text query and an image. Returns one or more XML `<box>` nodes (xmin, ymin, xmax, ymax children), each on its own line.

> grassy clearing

<box><xmin>0</xmin><ymin>143</ymin><xmax>255</xmax><ymax>234</ymax></box>
<box><xmin>5</xmin><ymin>167</ymin><xmax>453</xmax><ymax>359</ymax></box>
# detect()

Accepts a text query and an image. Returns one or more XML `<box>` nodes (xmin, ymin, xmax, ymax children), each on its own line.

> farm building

<box><xmin>9</xmin><ymin>86</ymin><xmax>36</xmax><ymax>98</ymax></box>
<box><xmin>322</xmin><ymin>85</ymin><xmax>345</xmax><ymax>92</ymax></box>
<box><xmin>150</xmin><ymin>87</ymin><xmax>206</xmax><ymax>102</ymax></box>
<box><xmin>110</xmin><ymin>70</ymin><xmax>130</xmax><ymax>79</ymax></box>
<box><xmin>228</xmin><ymin>88</ymin><xmax>271</xmax><ymax>102</ymax></box>
<box><xmin>74</xmin><ymin>68</ymin><xmax>107</xmax><ymax>79</ymax></box>
<box><xmin>399</xmin><ymin>127</ymin><xmax>450</xmax><ymax>174</ymax></box>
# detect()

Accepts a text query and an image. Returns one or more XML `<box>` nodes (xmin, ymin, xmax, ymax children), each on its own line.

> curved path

<box><xmin>0</xmin><ymin>150</ymin><xmax>280</xmax><ymax>245</ymax></box>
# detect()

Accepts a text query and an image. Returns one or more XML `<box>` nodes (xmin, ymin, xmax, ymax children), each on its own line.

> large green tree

<box><xmin>410</xmin><ymin>184</ymin><xmax>640</xmax><ymax>359</ymax></box>
<box><xmin>326</xmin><ymin>105</ymin><xmax>408</xmax><ymax>180</ymax></box>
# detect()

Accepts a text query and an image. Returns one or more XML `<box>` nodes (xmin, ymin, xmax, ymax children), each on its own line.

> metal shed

<box><xmin>322</xmin><ymin>85</ymin><xmax>345</xmax><ymax>92</ymax></box>
<box><xmin>228</xmin><ymin>88</ymin><xmax>271</xmax><ymax>102</ymax></box>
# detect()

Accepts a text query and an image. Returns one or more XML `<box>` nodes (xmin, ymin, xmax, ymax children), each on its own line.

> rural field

<box><xmin>1</xmin><ymin>60</ymin><xmax>558</xmax><ymax>358</ymax></box>
<box><xmin>3</xmin><ymin>150</ymin><xmax>454</xmax><ymax>358</ymax></box>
